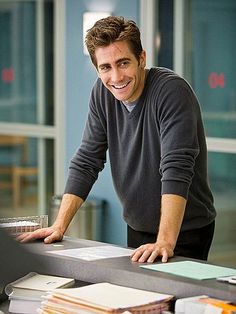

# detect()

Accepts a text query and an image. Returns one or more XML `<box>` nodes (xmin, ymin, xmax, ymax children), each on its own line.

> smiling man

<box><xmin>95</xmin><ymin>41</ymin><xmax>146</xmax><ymax>103</ymax></box>
<box><xmin>19</xmin><ymin>16</ymin><xmax>216</xmax><ymax>263</ymax></box>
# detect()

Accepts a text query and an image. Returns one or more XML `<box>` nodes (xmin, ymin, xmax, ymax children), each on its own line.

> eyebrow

<box><xmin>98</xmin><ymin>58</ymin><xmax>131</xmax><ymax>69</ymax></box>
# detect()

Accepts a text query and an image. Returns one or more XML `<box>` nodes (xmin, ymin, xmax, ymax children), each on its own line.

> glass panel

<box><xmin>208</xmin><ymin>152</ymin><xmax>236</xmax><ymax>266</ymax></box>
<box><xmin>183</xmin><ymin>0</ymin><xmax>236</xmax><ymax>266</ymax></box>
<box><xmin>191</xmin><ymin>0</ymin><xmax>236</xmax><ymax>138</ymax></box>
<box><xmin>155</xmin><ymin>0</ymin><xmax>174</xmax><ymax>69</ymax></box>
<box><xmin>0</xmin><ymin>1</ymin><xmax>54</xmax><ymax>125</ymax></box>
<box><xmin>0</xmin><ymin>135</ymin><xmax>53</xmax><ymax>217</ymax></box>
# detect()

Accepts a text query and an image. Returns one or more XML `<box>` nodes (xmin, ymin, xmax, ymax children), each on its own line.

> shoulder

<box><xmin>145</xmin><ymin>68</ymin><xmax>200</xmax><ymax>118</ymax></box>
<box><xmin>146</xmin><ymin>67</ymin><xmax>196</xmax><ymax>100</ymax></box>
<box><xmin>147</xmin><ymin>67</ymin><xmax>190</xmax><ymax>88</ymax></box>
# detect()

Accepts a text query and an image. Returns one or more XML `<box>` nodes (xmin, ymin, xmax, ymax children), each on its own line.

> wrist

<box><xmin>156</xmin><ymin>235</ymin><xmax>176</xmax><ymax>250</ymax></box>
<box><xmin>52</xmin><ymin>219</ymin><xmax>67</xmax><ymax>235</ymax></box>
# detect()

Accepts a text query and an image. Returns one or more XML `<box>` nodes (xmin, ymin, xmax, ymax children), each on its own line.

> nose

<box><xmin>110</xmin><ymin>67</ymin><xmax>123</xmax><ymax>83</ymax></box>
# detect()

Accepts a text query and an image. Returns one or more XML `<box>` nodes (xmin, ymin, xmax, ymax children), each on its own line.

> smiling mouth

<box><xmin>112</xmin><ymin>81</ymin><xmax>130</xmax><ymax>89</ymax></box>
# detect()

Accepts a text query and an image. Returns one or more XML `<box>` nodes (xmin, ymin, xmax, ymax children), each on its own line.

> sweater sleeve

<box><xmin>158</xmin><ymin>78</ymin><xmax>200</xmax><ymax>199</ymax></box>
<box><xmin>64</xmin><ymin>84</ymin><xmax>108</xmax><ymax>200</ymax></box>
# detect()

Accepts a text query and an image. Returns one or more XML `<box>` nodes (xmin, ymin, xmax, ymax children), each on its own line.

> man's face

<box><xmin>95</xmin><ymin>41</ymin><xmax>146</xmax><ymax>103</ymax></box>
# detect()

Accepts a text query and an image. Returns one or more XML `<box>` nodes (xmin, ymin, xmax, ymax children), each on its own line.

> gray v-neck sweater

<box><xmin>65</xmin><ymin>67</ymin><xmax>216</xmax><ymax>233</ymax></box>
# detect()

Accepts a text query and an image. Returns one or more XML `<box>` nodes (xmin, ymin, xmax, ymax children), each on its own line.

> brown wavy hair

<box><xmin>85</xmin><ymin>16</ymin><xmax>143</xmax><ymax>68</ymax></box>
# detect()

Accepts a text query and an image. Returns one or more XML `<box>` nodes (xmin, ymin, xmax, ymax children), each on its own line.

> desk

<box><xmin>1</xmin><ymin>237</ymin><xmax>235</xmax><ymax>313</ymax></box>
<box><xmin>24</xmin><ymin>237</ymin><xmax>236</xmax><ymax>302</ymax></box>
<box><xmin>0</xmin><ymin>302</ymin><xmax>8</xmax><ymax>313</ymax></box>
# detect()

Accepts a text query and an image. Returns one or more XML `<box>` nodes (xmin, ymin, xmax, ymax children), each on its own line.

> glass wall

<box><xmin>183</xmin><ymin>0</ymin><xmax>236</xmax><ymax>265</ymax></box>
<box><xmin>0</xmin><ymin>0</ymin><xmax>54</xmax><ymax>217</ymax></box>
<box><xmin>0</xmin><ymin>136</ymin><xmax>53</xmax><ymax>216</ymax></box>
<box><xmin>154</xmin><ymin>0</ymin><xmax>236</xmax><ymax>265</ymax></box>
<box><xmin>0</xmin><ymin>1</ymin><xmax>54</xmax><ymax>125</ymax></box>
<box><xmin>191</xmin><ymin>0</ymin><xmax>236</xmax><ymax>139</ymax></box>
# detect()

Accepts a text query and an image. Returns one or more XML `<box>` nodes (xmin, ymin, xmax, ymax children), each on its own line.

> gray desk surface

<box><xmin>25</xmin><ymin>237</ymin><xmax>236</xmax><ymax>302</ymax></box>
<box><xmin>1</xmin><ymin>236</ymin><xmax>235</xmax><ymax>313</ymax></box>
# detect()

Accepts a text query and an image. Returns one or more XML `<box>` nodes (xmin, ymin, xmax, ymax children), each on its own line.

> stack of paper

<box><xmin>5</xmin><ymin>272</ymin><xmax>75</xmax><ymax>314</ymax></box>
<box><xmin>39</xmin><ymin>282</ymin><xmax>174</xmax><ymax>314</ymax></box>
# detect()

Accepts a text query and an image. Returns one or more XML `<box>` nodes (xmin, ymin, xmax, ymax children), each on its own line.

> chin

<box><xmin>116</xmin><ymin>96</ymin><xmax>129</xmax><ymax>102</ymax></box>
<box><xmin>110</xmin><ymin>93</ymin><xmax>126</xmax><ymax>102</ymax></box>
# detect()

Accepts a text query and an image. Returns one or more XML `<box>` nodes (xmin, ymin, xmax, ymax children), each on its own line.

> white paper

<box><xmin>53</xmin><ymin>282</ymin><xmax>172</xmax><ymax>308</ymax></box>
<box><xmin>47</xmin><ymin>245</ymin><xmax>134</xmax><ymax>261</ymax></box>
<box><xmin>205</xmin><ymin>304</ymin><xmax>222</xmax><ymax>314</ymax></box>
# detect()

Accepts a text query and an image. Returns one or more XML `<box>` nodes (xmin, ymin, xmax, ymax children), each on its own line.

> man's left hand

<box><xmin>130</xmin><ymin>241</ymin><xmax>174</xmax><ymax>263</ymax></box>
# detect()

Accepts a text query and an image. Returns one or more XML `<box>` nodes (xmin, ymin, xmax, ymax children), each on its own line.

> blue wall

<box><xmin>65</xmin><ymin>0</ymin><xmax>140</xmax><ymax>245</ymax></box>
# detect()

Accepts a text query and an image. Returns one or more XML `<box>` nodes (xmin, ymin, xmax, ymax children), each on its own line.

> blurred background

<box><xmin>0</xmin><ymin>0</ymin><xmax>235</xmax><ymax>267</ymax></box>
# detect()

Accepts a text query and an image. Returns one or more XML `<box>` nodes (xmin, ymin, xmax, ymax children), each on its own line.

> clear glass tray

<box><xmin>0</xmin><ymin>215</ymin><xmax>48</xmax><ymax>235</ymax></box>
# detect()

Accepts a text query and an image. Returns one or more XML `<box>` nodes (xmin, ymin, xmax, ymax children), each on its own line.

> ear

<box><xmin>139</xmin><ymin>50</ymin><xmax>146</xmax><ymax>68</ymax></box>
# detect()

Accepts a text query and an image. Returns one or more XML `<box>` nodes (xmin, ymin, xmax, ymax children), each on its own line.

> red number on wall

<box><xmin>208</xmin><ymin>72</ymin><xmax>225</xmax><ymax>89</ymax></box>
<box><xmin>1</xmin><ymin>68</ymin><xmax>15</xmax><ymax>83</ymax></box>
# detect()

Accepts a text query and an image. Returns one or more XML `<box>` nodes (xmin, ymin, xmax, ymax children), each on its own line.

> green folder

<box><xmin>140</xmin><ymin>261</ymin><xmax>236</xmax><ymax>280</ymax></box>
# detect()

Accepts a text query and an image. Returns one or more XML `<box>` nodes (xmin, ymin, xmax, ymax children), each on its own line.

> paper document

<box><xmin>217</xmin><ymin>275</ymin><xmax>236</xmax><ymax>284</ymax></box>
<box><xmin>5</xmin><ymin>272</ymin><xmax>75</xmax><ymax>299</ymax></box>
<box><xmin>140</xmin><ymin>261</ymin><xmax>236</xmax><ymax>280</ymax></box>
<box><xmin>39</xmin><ymin>282</ymin><xmax>173</xmax><ymax>313</ymax></box>
<box><xmin>47</xmin><ymin>245</ymin><xmax>134</xmax><ymax>261</ymax></box>
<box><xmin>54</xmin><ymin>283</ymin><xmax>173</xmax><ymax>308</ymax></box>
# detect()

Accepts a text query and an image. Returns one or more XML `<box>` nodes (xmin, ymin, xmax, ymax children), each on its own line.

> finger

<box><xmin>18</xmin><ymin>228</ymin><xmax>51</xmax><ymax>242</ymax></box>
<box><xmin>147</xmin><ymin>250</ymin><xmax>160</xmax><ymax>263</ymax></box>
<box><xmin>44</xmin><ymin>231</ymin><xmax>62</xmax><ymax>244</ymax></box>
<box><xmin>44</xmin><ymin>235</ymin><xmax>54</xmax><ymax>244</ymax></box>
<box><xmin>131</xmin><ymin>247</ymin><xmax>146</xmax><ymax>262</ymax></box>
<box><xmin>130</xmin><ymin>245</ymin><xmax>145</xmax><ymax>258</ymax></box>
<box><xmin>18</xmin><ymin>235</ymin><xmax>32</xmax><ymax>243</ymax></box>
<box><xmin>16</xmin><ymin>233</ymin><xmax>28</xmax><ymax>241</ymax></box>
<box><xmin>137</xmin><ymin>249</ymin><xmax>154</xmax><ymax>263</ymax></box>
<box><xmin>17</xmin><ymin>232</ymin><xmax>39</xmax><ymax>242</ymax></box>
<box><xmin>161</xmin><ymin>250</ymin><xmax>169</xmax><ymax>263</ymax></box>
<box><xmin>19</xmin><ymin>232</ymin><xmax>41</xmax><ymax>243</ymax></box>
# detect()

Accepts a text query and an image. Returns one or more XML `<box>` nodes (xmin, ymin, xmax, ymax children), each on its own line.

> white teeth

<box><xmin>113</xmin><ymin>82</ymin><xmax>129</xmax><ymax>89</ymax></box>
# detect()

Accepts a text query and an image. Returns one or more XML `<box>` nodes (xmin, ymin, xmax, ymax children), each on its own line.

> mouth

<box><xmin>111</xmin><ymin>81</ymin><xmax>131</xmax><ymax>90</ymax></box>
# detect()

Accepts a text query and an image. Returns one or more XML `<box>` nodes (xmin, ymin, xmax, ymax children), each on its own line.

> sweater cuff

<box><xmin>64</xmin><ymin>179</ymin><xmax>90</xmax><ymax>201</ymax></box>
<box><xmin>161</xmin><ymin>180</ymin><xmax>189</xmax><ymax>199</ymax></box>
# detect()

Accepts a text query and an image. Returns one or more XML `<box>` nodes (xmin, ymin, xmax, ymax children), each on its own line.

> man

<box><xmin>19</xmin><ymin>16</ymin><xmax>216</xmax><ymax>263</ymax></box>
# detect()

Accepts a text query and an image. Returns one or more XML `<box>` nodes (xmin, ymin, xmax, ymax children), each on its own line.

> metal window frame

<box><xmin>140</xmin><ymin>0</ymin><xmax>156</xmax><ymax>68</ymax></box>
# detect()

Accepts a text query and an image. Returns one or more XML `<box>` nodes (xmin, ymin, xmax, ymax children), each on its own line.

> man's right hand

<box><xmin>17</xmin><ymin>226</ymin><xmax>64</xmax><ymax>244</ymax></box>
<box><xmin>17</xmin><ymin>194</ymin><xmax>83</xmax><ymax>244</ymax></box>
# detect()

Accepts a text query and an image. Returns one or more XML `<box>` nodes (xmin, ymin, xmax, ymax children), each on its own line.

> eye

<box><xmin>99</xmin><ymin>65</ymin><xmax>110</xmax><ymax>73</ymax></box>
<box><xmin>119</xmin><ymin>61</ymin><xmax>129</xmax><ymax>68</ymax></box>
